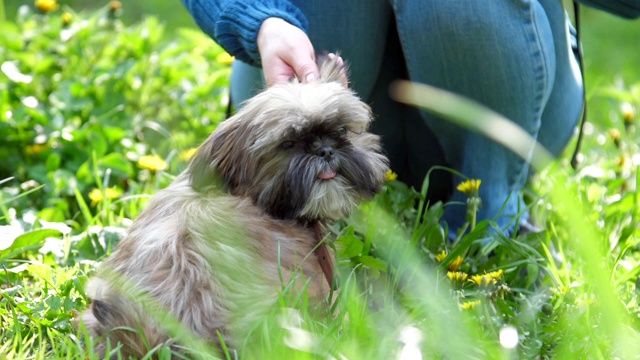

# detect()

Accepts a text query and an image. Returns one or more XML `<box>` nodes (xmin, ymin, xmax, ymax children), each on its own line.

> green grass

<box><xmin>1</xmin><ymin>2</ymin><xmax>640</xmax><ymax>359</ymax></box>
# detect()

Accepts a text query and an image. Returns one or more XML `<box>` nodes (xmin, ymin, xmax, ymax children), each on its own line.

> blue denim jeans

<box><xmin>229</xmin><ymin>0</ymin><xmax>584</xmax><ymax>234</ymax></box>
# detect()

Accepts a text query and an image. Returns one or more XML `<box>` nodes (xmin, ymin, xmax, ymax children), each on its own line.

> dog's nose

<box><xmin>316</xmin><ymin>145</ymin><xmax>334</xmax><ymax>160</ymax></box>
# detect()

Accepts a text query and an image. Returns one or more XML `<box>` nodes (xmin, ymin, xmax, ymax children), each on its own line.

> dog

<box><xmin>80</xmin><ymin>55</ymin><xmax>389</xmax><ymax>357</ymax></box>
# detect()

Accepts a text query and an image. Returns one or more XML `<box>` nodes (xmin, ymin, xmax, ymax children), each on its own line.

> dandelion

<box><xmin>88</xmin><ymin>187</ymin><xmax>121</xmax><ymax>206</ymax></box>
<box><xmin>35</xmin><ymin>0</ymin><xmax>59</xmax><ymax>13</ymax></box>
<box><xmin>447</xmin><ymin>271</ymin><xmax>468</xmax><ymax>287</ymax></box>
<box><xmin>435</xmin><ymin>250</ymin><xmax>464</xmax><ymax>271</ymax></box>
<box><xmin>486</xmin><ymin>269</ymin><xmax>504</xmax><ymax>280</ymax></box>
<box><xmin>399</xmin><ymin>326</ymin><xmax>423</xmax><ymax>360</ymax></box>
<box><xmin>499</xmin><ymin>325</ymin><xmax>519</xmax><ymax>349</ymax></box>
<box><xmin>384</xmin><ymin>169</ymin><xmax>398</xmax><ymax>182</ymax></box>
<box><xmin>456</xmin><ymin>179</ymin><xmax>481</xmax><ymax>197</ymax></box>
<box><xmin>62</xmin><ymin>12</ymin><xmax>73</xmax><ymax>26</ymax></box>
<box><xmin>138</xmin><ymin>154</ymin><xmax>168</xmax><ymax>172</ymax></box>
<box><xmin>459</xmin><ymin>300</ymin><xmax>481</xmax><ymax>311</ymax></box>
<box><xmin>25</xmin><ymin>143</ymin><xmax>47</xmax><ymax>156</ymax></box>
<box><xmin>180</xmin><ymin>148</ymin><xmax>198</xmax><ymax>162</ymax></box>
<box><xmin>470</xmin><ymin>274</ymin><xmax>497</xmax><ymax>288</ymax></box>
<box><xmin>448</xmin><ymin>256</ymin><xmax>463</xmax><ymax>271</ymax></box>
<box><xmin>216</xmin><ymin>52</ymin><xmax>234</xmax><ymax>66</ymax></box>
<box><xmin>457</xmin><ymin>178</ymin><xmax>482</xmax><ymax>230</ymax></box>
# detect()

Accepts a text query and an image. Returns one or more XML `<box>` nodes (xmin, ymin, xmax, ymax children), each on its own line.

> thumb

<box><xmin>263</xmin><ymin>55</ymin><xmax>319</xmax><ymax>86</ymax></box>
<box><xmin>263</xmin><ymin>60</ymin><xmax>297</xmax><ymax>86</ymax></box>
<box><xmin>294</xmin><ymin>61</ymin><xmax>319</xmax><ymax>83</ymax></box>
<box><xmin>286</xmin><ymin>43</ymin><xmax>318</xmax><ymax>83</ymax></box>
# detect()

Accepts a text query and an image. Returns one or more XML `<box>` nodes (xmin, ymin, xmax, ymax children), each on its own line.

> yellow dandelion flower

<box><xmin>456</xmin><ymin>179</ymin><xmax>481</xmax><ymax>196</ymax></box>
<box><xmin>470</xmin><ymin>274</ymin><xmax>497</xmax><ymax>287</ymax></box>
<box><xmin>460</xmin><ymin>300</ymin><xmax>481</xmax><ymax>311</ymax></box>
<box><xmin>62</xmin><ymin>12</ymin><xmax>73</xmax><ymax>26</ymax></box>
<box><xmin>448</xmin><ymin>255</ymin><xmax>464</xmax><ymax>271</ymax></box>
<box><xmin>35</xmin><ymin>0</ymin><xmax>59</xmax><ymax>13</ymax></box>
<box><xmin>88</xmin><ymin>190</ymin><xmax>101</xmax><ymax>205</ymax></box>
<box><xmin>486</xmin><ymin>269</ymin><xmax>504</xmax><ymax>280</ymax></box>
<box><xmin>25</xmin><ymin>143</ymin><xmax>47</xmax><ymax>156</ymax></box>
<box><xmin>138</xmin><ymin>155</ymin><xmax>168</xmax><ymax>172</ymax></box>
<box><xmin>179</xmin><ymin>148</ymin><xmax>198</xmax><ymax>162</ymax></box>
<box><xmin>216</xmin><ymin>52</ymin><xmax>235</xmax><ymax>66</ymax></box>
<box><xmin>436</xmin><ymin>251</ymin><xmax>464</xmax><ymax>270</ymax></box>
<box><xmin>384</xmin><ymin>169</ymin><xmax>398</xmax><ymax>182</ymax></box>
<box><xmin>447</xmin><ymin>271</ymin><xmax>468</xmax><ymax>283</ymax></box>
<box><xmin>88</xmin><ymin>187</ymin><xmax>121</xmax><ymax>206</ymax></box>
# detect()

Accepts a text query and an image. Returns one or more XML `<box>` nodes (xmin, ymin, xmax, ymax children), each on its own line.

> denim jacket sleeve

<box><xmin>180</xmin><ymin>0</ymin><xmax>309</xmax><ymax>66</ymax></box>
<box><xmin>576</xmin><ymin>0</ymin><xmax>640</xmax><ymax>19</ymax></box>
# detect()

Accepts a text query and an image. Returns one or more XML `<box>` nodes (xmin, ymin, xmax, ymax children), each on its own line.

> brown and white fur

<box><xmin>80</xmin><ymin>56</ymin><xmax>388</xmax><ymax>358</ymax></box>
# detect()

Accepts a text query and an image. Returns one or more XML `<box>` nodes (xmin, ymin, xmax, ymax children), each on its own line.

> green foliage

<box><xmin>0</xmin><ymin>2</ymin><xmax>230</xmax><ymax>226</ymax></box>
<box><xmin>0</xmin><ymin>4</ymin><xmax>230</xmax><ymax>357</ymax></box>
<box><xmin>1</xmin><ymin>2</ymin><xmax>640</xmax><ymax>360</ymax></box>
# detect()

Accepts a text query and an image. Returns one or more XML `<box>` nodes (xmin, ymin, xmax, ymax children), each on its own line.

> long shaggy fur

<box><xmin>80</xmin><ymin>56</ymin><xmax>388</xmax><ymax>358</ymax></box>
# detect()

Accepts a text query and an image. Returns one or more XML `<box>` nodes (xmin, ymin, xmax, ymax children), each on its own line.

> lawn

<box><xmin>1</xmin><ymin>2</ymin><xmax>640</xmax><ymax>359</ymax></box>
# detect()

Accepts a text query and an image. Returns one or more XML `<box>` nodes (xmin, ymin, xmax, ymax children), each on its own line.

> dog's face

<box><xmin>188</xmin><ymin>61</ymin><xmax>388</xmax><ymax>221</ymax></box>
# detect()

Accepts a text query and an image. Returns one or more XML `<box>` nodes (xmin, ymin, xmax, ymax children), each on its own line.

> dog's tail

<box><xmin>317</xmin><ymin>51</ymin><xmax>349</xmax><ymax>87</ymax></box>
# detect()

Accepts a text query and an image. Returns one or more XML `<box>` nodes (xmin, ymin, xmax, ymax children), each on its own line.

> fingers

<box><xmin>257</xmin><ymin>18</ymin><xmax>349</xmax><ymax>87</ymax></box>
<box><xmin>281</xmin><ymin>50</ymin><xmax>319</xmax><ymax>84</ymax></box>
<box><xmin>297</xmin><ymin>62</ymin><xmax>319</xmax><ymax>83</ymax></box>
<box><xmin>261</xmin><ymin>54</ymin><xmax>319</xmax><ymax>86</ymax></box>
<box><xmin>327</xmin><ymin>53</ymin><xmax>344</xmax><ymax>68</ymax></box>
<box><xmin>257</xmin><ymin>17</ymin><xmax>319</xmax><ymax>86</ymax></box>
<box><xmin>261</xmin><ymin>56</ymin><xmax>297</xmax><ymax>86</ymax></box>
<box><xmin>325</xmin><ymin>52</ymin><xmax>349</xmax><ymax>88</ymax></box>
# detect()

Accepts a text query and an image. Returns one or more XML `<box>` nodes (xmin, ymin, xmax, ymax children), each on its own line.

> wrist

<box><xmin>258</xmin><ymin>17</ymin><xmax>289</xmax><ymax>53</ymax></box>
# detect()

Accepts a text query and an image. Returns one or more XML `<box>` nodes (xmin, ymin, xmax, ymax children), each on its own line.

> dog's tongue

<box><xmin>318</xmin><ymin>170</ymin><xmax>337</xmax><ymax>180</ymax></box>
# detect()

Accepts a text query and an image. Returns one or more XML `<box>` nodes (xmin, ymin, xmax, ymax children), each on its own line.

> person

<box><xmin>179</xmin><ymin>0</ymin><xmax>636</xmax><ymax>238</ymax></box>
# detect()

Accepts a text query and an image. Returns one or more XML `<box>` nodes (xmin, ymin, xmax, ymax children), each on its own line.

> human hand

<box><xmin>257</xmin><ymin>17</ymin><xmax>319</xmax><ymax>86</ymax></box>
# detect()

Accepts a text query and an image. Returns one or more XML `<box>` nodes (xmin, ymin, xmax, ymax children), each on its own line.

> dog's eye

<box><xmin>336</xmin><ymin>126</ymin><xmax>347</xmax><ymax>136</ymax></box>
<box><xmin>280</xmin><ymin>140</ymin><xmax>295</xmax><ymax>150</ymax></box>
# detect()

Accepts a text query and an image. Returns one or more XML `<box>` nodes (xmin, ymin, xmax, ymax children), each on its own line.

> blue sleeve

<box><xmin>180</xmin><ymin>0</ymin><xmax>309</xmax><ymax>66</ymax></box>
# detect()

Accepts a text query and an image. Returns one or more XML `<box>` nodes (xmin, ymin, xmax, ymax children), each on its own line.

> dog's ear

<box><xmin>188</xmin><ymin>117</ymin><xmax>255</xmax><ymax>192</ymax></box>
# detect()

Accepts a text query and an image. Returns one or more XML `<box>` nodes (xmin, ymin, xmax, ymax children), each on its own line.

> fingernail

<box><xmin>305</xmin><ymin>73</ymin><xmax>317</xmax><ymax>82</ymax></box>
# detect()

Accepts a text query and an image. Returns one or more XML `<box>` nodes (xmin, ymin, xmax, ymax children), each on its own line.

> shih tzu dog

<box><xmin>80</xmin><ymin>55</ymin><xmax>388</xmax><ymax>357</ymax></box>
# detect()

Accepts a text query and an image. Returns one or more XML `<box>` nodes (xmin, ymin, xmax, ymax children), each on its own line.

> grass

<box><xmin>1</xmin><ymin>2</ymin><xmax>640</xmax><ymax>359</ymax></box>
